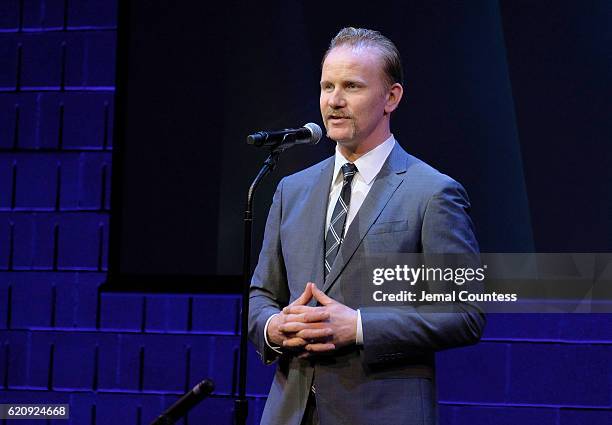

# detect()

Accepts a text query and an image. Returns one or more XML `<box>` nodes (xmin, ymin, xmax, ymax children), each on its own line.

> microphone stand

<box><xmin>235</xmin><ymin>142</ymin><xmax>286</xmax><ymax>425</ymax></box>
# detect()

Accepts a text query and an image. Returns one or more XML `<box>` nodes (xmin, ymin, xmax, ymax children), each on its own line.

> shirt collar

<box><xmin>332</xmin><ymin>134</ymin><xmax>396</xmax><ymax>186</ymax></box>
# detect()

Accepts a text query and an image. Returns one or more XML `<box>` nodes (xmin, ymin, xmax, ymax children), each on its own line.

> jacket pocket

<box><xmin>368</xmin><ymin>220</ymin><xmax>411</xmax><ymax>235</ymax></box>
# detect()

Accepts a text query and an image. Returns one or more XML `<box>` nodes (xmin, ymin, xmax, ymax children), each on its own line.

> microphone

<box><xmin>247</xmin><ymin>122</ymin><xmax>322</xmax><ymax>148</ymax></box>
<box><xmin>150</xmin><ymin>379</ymin><xmax>215</xmax><ymax>425</ymax></box>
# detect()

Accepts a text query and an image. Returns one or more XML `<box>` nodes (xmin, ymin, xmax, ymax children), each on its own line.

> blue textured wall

<box><xmin>0</xmin><ymin>1</ymin><xmax>273</xmax><ymax>424</ymax></box>
<box><xmin>0</xmin><ymin>1</ymin><xmax>611</xmax><ymax>424</ymax></box>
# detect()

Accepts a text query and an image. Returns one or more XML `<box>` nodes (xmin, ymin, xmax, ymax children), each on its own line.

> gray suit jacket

<box><xmin>249</xmin><ymin>143</ymin><xmax>485</xmax><ymax>425</ymax></box>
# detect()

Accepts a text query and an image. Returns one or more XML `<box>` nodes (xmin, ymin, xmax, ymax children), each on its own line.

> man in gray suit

<box><xmin>249</xmin><ymin>27</ymin><xmax>485</xmax><ymax>425</ymax></box>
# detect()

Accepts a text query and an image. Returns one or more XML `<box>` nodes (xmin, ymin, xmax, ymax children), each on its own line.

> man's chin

<box><xmin>326</xmin><ymin>131</ymin><xmax>355</xmax><ymax>144</ymax></box>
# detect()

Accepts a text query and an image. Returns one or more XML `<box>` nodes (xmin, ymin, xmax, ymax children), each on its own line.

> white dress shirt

<box><xmin>326</xmin><ymin>135</ymin><xmax>396</xmax><ymax>236</ymax></box>
<box><xmin>264</xmin><ymin>135</ymin><xmax>396</xmax><ymax>352</ymax></box>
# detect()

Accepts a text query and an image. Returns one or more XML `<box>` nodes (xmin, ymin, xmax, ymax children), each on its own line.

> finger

<box><xmin>284</xmin><ymin>306</ymin><xmax>329</xmax><ymax>317</ymax></box>
<box><xmin>283</xmin><ymin>313</ymin><xmax>308</xmax><ymax>323</ymax></box>
<box><xmin>297</xmin><ymin>351</ymin><xmax>311</xmax><ymax>359</ymax></box>
<box><xmin>311</xmin><ymin>284</ymin><xmax>335</xmax><ymax>306</ymax></box>
<box><xmin>302</xmin><ymin>310</ymin><xmax>330</xmax><ymax>323</ymax></box>
<box><xmin>283</xmin><ymin>305</ymin><xmax>328</xmax><ymax>317</ymax></box>
<box><xmin>278</xmin><ymin>322</ymin><xmax>309</xmax><ymax>333</ymax></box>
<box><xmin>291</xmin><ymin>283</ymin><xmax>313</xmax><ymax>306</ymax></box>
<box><xmin>282</xmin><ymin>337</ymin><xmax>308</xmax><ymax>348</ymax></box>
<box><xmin>290</xmin><ymin>284</ymin><xmax>311</xmax><ymax>306</ymax></box>
<box><xmin>305</xmin><ymin>343</ymin><xmax>336</xmax><ymax>352</ymax></box>
<box><xmin>281</xmin><ymin>321</ymin><xmax>329</xmax><ymax>333</ymax></box>
<box><xmin>295</xmin><ymin>328</ymin><xmax>333</xmax><ymax>340</ymax></box>
<box><xmin>283</xmin><ymin>305</ymin><xmax>317</xmax><ymax>315</ymax></box>
<box><xmin>284</xmin><ymin>311</ymin><xmax>329</xmax><ymax>323</ymax></box>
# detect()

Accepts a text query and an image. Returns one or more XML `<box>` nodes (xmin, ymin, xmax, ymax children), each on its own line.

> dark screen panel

<box><xmin>110</xmin><ymin>0</ymin><xmax>612</xmax><ymax>290</ymax></box>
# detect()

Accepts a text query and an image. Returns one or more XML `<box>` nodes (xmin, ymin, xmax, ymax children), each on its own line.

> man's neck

<box><xmin>337</xmin><ymin>131</ymin><xmax>392</xmax><ymax>162</ymax></box>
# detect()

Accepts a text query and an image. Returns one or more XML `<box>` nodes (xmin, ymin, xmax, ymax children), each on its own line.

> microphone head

<box><xmin>303</xmin><ymin>123</ymin><xmax>322</xmax><ymax>145</ymax></box>
<box><xmin>246</xmin><ymin>132</ymin><xmax>265</xmax><ymax>146</ymax></box>
<box><xmin>193</xmin><ymin>379</ymin><xmax>215</xmax><ymax>396</ymax></box>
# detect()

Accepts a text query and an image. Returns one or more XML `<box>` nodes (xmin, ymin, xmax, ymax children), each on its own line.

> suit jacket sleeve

<box><xmin>248</xmin><ymin>178</ymin><xmax>290</xmax><ymax>364</ymax></box>
<box><xmin>359</xmin><ymin>180</ymin><xmax>486</xmax><ymax>365</ymax></box>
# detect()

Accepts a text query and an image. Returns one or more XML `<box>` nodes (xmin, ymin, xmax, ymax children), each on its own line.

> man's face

<box><xmin>320</xmin><ymin>45</ymin><xmax>390</xmax><ymax>149</ymax></box>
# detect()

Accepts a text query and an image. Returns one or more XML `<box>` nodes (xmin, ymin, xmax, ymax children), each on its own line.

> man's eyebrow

<box><xmin>320</xmin><ymin>78</ymin><xmax>366</xmax><ymax>85</ymax></box>
<box><xmin>345</xmin><ymin>78</ymin><xmax>367</xmax><ymax>86</ymax></box>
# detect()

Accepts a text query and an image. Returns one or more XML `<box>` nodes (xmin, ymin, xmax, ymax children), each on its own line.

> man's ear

<box><xmin>385</xmin><ymin>83</ymin><xmax>404</xmax><ymax>114</ymax></box>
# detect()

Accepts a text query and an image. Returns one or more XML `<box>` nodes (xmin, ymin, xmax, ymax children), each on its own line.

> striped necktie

<box><xmin>324</xmin><ymin>162</ymin><xmax>357</xmax><ymax>277</ymax></box>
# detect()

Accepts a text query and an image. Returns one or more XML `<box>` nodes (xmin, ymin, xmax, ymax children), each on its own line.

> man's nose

<box><xmin>328</xmin><ymin>89</ymin><xmax>346</xmax><ymax>108</ymax></box>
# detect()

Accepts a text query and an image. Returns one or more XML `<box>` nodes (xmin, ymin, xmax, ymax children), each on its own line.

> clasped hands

<box><xmin>267</xmin><ymin>282</ymin><xmax>357</xmax><ymax>357</ymax></box>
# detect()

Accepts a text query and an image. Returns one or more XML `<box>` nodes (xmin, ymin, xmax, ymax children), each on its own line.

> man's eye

<box><xmin>347</xmin><ymin>83</ymin><xmax>358</xmax><ymax>89</ymax></box>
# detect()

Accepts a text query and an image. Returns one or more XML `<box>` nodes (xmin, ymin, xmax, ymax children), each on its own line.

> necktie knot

<box><xmin>341</xmin><ymin>163</ymin><xmax>357</xmax><ymax>183</ymax></box>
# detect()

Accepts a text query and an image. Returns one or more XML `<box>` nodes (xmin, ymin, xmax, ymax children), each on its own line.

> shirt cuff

<box><xmin>264</xmin><ymin>313</ymin><xmax>284</xmax><ymax>355</ymax></box>
<box><xmin>356</xmin><ymin>309</ymin><xmax>363</xmax><ymax>345</ymax></box>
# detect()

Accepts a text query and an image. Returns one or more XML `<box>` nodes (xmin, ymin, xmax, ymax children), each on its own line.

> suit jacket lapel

<box><xmin>322</xmin><ymin>144</ymin><xmax>408</xmax><ymax>293</ymax></box>
<box><xmin>306</xmin><ymin>157</ymin><xmax>335</xmax><ymax>289</ymax></box>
